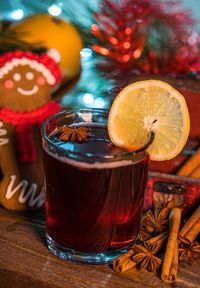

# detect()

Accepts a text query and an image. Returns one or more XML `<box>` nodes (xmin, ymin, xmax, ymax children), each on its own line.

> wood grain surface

<box><xmin>0</xmin><ymin>207</ymin><xmax>200</xmax><ymax>288</ymax></box>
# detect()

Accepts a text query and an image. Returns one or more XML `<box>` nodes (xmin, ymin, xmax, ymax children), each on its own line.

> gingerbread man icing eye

<box><xmin>13</xmin><ymin>73</ymin><xmax>21</xmax><ymax>82</ymax></box>
<box><xmin>26</xmin><ymin>72</ymin><xmax>34</xmax><ymax>80</ymax></box>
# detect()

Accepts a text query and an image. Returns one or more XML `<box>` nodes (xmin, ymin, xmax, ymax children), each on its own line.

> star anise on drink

<box><xmin>57</xmin><ymin>126</ymin><xmax>89</xmax><ymax>143</ymax></box>
<box><xmin>132</xmin><ymin>242</ymin><xmax>162</xmax><ymax>272</ymax></box>
<box><xmin>179</xmin><ymin>239</ymin><xmax>200</xmax><ymax>262</ymax></box>
<box><xmin>138</xmin><ymin>207</ymin><xmax>169</xmax><ymax>241</ymax></box>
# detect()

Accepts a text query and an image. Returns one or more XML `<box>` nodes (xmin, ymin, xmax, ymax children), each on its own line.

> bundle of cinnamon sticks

<box><xmin>113</xmin><ymin>204</ymin><xmax>200</xmax><ymax>284</ymax></box>
<box><xmin>178</xmin><ymin>147</ymin><xmax>200</xmax><ymax>178</ymax></box>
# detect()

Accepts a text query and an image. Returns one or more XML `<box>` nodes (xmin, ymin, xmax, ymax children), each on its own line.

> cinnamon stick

<box><xmin>190</xmin><ymin>165</ymin><xmax>200</xmax><ymax>179</ymax></box>
<box><xmin>146</xmin><ymin>231</ymin><xmax>168</xmax><ymax>246</ymax></box>
<box><xmin>184</xmin><ymin>219</ymin><xmax>200</xmax><ymax>242</ymax></box>
<box><xmin>113</xmin><ymin>249</ymin><xmax>136</xmax><ymax>274</ymax></box>
<box><xmin>168</xmin><ymin>241</ymin><xmax>179</xmax><ymax>283</ymax></box>
<box><xmin>177</xmin><ymin>147</ymin><xmax>200</xmax><ymax>177</ymax></box>
<box><xmin>161</xmin><ymin>208</ymin><xmax>182</xmax><ymax>284</ymax></box>
<box><xmin>179</xmin><ymin>206</ymin><xmax>200</xmax><ymax>239</ymax></box>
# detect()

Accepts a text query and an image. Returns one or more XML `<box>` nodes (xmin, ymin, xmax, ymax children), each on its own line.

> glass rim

<box><xmin>41</xmin><ymin>108</ymin><xmax>153</xmax><ymax>161</ymax></box>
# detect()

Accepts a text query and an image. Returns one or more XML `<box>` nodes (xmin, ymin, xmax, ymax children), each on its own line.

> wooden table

<box><xmin>0</xmin><ymin>207</ymin><xmax>200</xmax><ymax>288</ymax></box>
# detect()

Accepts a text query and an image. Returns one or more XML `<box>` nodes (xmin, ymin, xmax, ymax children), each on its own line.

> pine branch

<box><xmin>0</xmin><ymin>21</ymin><xmax>46</xmax><ymax>55</ymax></box>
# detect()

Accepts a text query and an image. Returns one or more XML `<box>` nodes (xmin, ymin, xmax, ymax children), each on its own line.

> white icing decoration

<box><xmin>47</xmin><ymin>48</ymin><xmax>61</xmax><ymax>63</ymax></box>
<box><xmin>0</xmin><ymin>121</ymin><xmax>9</xmax><ymax>145</ymax></box>
<box><xmin>7</xmin><ymin>63</ymin><xmax>13</xmax><ymax>71</ymax></box>
<box><xmin>13</xmin><ymin>73</ymin><xmax>21</xmax><ymax>81</ymax></box>
<box><xmin>5</xmin><ymin>175</ymin><xmax>45</xmax><ymax>208</ymax></box>
<box><xmin>0</xmin><ymin>57</ymin><xmax>56</xmax><ymax>85</ymax></box>
<box><xmin>12</xmin><ymin>59</ymin><xmax>20</xmax><ymax>66</ymax></box>
<box><xmin>17</xmin><ymin>85</ymin><xmax>39</xmax><ymax>96</ymax></box>
<box><xmin>26</xmin><ymin>72</ymin><xmax>34</xmax><ymax>80</ymax></box>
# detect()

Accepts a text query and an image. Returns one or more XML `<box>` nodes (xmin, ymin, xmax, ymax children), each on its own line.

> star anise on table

<box><xmin>138</xmin><ymin>224</ymin><xmax>154</xmax><ymax>241</ymax></box>
<box><xmin>132</xmin><ymin>241</ymin><xmax>162</xmax><ymax>272</ymax></box>
<box><xmin>179</xmin><ymin>239</ymin><xmax>200</xmax><ymax>262</ymax></box>
<box><xmin>57</xmin><ymin>126</ymin><xmax>89</xmax><ymax>143</ymax></box>
<box><xmin>138</xmin><ymin>207</ymin><xmax>169</xmax><ymax>241</ymax></box>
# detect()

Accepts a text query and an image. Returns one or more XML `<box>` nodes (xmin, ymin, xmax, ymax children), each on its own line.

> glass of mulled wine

<box><xmin>41</xmin><ymin>108</ymin><xmax>150</xmax><ymax>264</ymax></box>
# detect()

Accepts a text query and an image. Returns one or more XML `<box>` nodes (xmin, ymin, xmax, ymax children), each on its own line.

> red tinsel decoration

<box><xmin>91</xmin><ymin>0</ymin><xmax>200</xmax><ymax>76</ymax></box>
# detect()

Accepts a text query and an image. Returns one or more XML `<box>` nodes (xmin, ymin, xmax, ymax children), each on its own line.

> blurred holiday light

<box><xmin>10</xmin><ymin>9</ymin><xmax>24</xmax><ymax>20</ymax></box>
<box><xmin>82</xmin><ymin>93</ymin><xmax>94</xmax><ymax>105</ymax></box>
<box><xmin>94</xmin><ymin>97</ymin><xmax>105</xmax><ymax>108</ymax></box>
<box><xmin>48</xmin><ymin>4</ymin><xmax>62</xmax><ymax>16</ymax></box>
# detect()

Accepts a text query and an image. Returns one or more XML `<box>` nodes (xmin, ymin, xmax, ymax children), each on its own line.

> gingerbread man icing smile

<box><xmin>0</xmin><ymin>50</ymin><xmax>62</xmax><ymax>210</ymax></box>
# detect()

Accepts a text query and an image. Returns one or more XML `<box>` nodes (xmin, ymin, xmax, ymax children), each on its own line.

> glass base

<box><xmin>46</xmin><ymin>234</ymin><xmax>130</xmax><ymax>264</ymax></box>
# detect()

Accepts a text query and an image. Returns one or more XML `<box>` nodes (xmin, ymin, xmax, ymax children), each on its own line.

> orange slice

<box><xmin>108</xmin><ymin>80</ymin><xmax>190</xmax><ymax>161</ymax></box>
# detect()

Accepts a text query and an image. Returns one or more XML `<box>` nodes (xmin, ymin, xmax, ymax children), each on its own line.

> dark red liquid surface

<box><xmin>43</xmin><ymin>125</ymin><xmax>149</xmax><ymax>252</ymax></box>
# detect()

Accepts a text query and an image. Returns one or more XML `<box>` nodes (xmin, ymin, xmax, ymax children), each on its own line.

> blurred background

<box><xmin>0</xmin><ymin>0</ymin><xmax>199</xmax><ymax>27</ymax></box>
<box><xmin>182</xmin><ymin>0</ymin><xmax>200</xmax><ymax>30</ymax></box>
<box><xmin>0</xmin><ymin>0</ymin><xmax>200</xmax><ymax>109</ymax></box>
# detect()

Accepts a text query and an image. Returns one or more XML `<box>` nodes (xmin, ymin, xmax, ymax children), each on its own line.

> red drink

<box><xmin>42</xmin><ymin>109</ymin><xmax>149</xmax><ymax>263</ymax></box>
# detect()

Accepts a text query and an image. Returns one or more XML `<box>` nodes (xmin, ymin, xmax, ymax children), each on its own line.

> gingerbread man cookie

<box><xmin>0</xmin><ymin>50</ymin><xmax>62</xmax><ymax>210</ymax></box>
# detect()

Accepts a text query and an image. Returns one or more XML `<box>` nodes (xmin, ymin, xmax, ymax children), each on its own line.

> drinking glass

<box><xmin>41</xmin><ymin>108</ymin><xmax>150</xmax><ymax>264</ymax></box>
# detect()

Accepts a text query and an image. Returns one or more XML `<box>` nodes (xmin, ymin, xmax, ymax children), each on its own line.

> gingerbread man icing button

<box><xmin>0</xmin><ymin>50</ymin><xmax>62</xmax><ymax>210</ymax></box>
